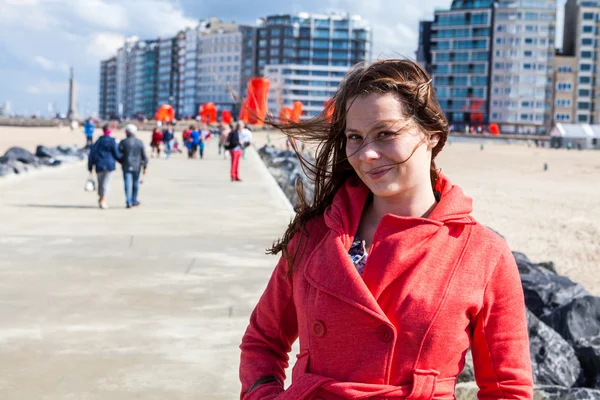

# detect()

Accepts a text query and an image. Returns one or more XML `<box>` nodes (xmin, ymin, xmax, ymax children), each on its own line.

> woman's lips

<box><xmin>364</xmin><ymin>166</ymin><xmax>393</xmax><ymax>180</ymax></box>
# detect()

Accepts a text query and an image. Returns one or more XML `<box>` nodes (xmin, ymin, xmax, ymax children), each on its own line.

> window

<box><xmin>583</xmin><ymin>25</ymin><xmax>594</xmax><ymax>33</ymax></box>
<box><xmin>555</xmin><ymin>113</ymin><xmax>571</xmax><ymax>122</ymax></box>
<box><xmin>582</xmin><ymin>38</ymin><xmax>594</xmax><ymax>46</ymax></box>
<box><xmin>557</xmin><ymin>66</ymin><xmax>573</xmax><ymax>73</ymax></box>
<box><xmin>578</xmin><ymin>101</ymin><xmax>590</xmax><ymax>110</ymax></box>
<box><xmin>583</xmin><ymin>12</ymin><xmax>595</xmax><ymax>20</ymax></box>
<box><xmin>578</xmin><ymin>114</ymin><xmax>589</xmax><ymax>122</ymax></box>
<box><xmin>581</xmin><ymin>63</ymin><xmax>593</xmax><ymax>72</ymax></box>
<box><xmin>580</xmin><ymin>76</ymin><xmax>592</xmax><ymax>84</ymax></box>
<box><xmin>556</xmin><ymin>82</ymin><xmax>573</xmax><ymax>91</ymax></box>
<box><xmin>581</xmin><ymin>51</ymin><xmax>593</xmax><ymax>59</ymax></box>
<box><xmin>524</xmin><ymin>50</ymin><xmax>533</xmax><ymax>57</ymax></box>
<box><xmin>579</xmin><ymin>89</ymin><xmax>591</xmax><ymax>96</ymax></box>
<box><xmin>556</xmin><ymin>99</ymin><xmax>572</xmax><ymax>107</ymax></box>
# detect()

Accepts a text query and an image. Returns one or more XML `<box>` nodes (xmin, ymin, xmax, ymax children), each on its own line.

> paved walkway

<box><xmin>0</xmin><ymin>142</ymin><xmax>295</xmax><ymax>399</ymax></box>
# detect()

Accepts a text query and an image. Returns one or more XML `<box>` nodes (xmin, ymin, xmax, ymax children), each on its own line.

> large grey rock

<box><xmin>514</xmin><ymin>252</ymin><xmax>558</xmax><ymax>275</ymax></box>
<box><xmin>455</xmin><ymin>381</ymin><xmax>478</xmax><ymax>400</ymax></box>
<box><xmin>520</xmin><ymin>267</ymin><xmax>591</xmax><ymax>318</ymax></box>
<box><xmin>457</xmin><ymin>349</ymin><xmax>474</xmax><ymax>383</ymax></box>
<box><xmin>575</xmin><ymin>335</ymin><xmax>600</xmax><ymax>388</ymax></box>
<box><xmin>7</xmin><ymin>160</ymin><xmax>30</xmax><ymax>174</ymax></box>
<box><xmin>534</xmin><ymin>385</ymin><xmax>600</xmax><ymax>399</ymax></box>
<box><xmin>542</xmin><ymin>296</ymin><xmax>600</xmax><ymax>346</ymax></box>
<box><xmin>3</xmin><ymin>147</ymin><xmax>38</xmax><ymax>165</ymax></box>
<box><xmin>527</xmin><ymin>309</ymin><xmax>582</xmax><ymax>387</ymax></box>
<box><xmin>35</xmin><ymin>145</ymin><xmax>62</xmax><ymax>158</ymax></box>
<box><xmin>0</xmin><ymin>163</ymin><xmax>14</xmax><ymax>177</ymax></box>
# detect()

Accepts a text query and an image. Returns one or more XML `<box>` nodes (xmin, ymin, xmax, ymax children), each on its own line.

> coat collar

<box><xmin>305</xmin><ymin>173</ymin><xmax>475</xmax><ymax>320</ymax></box>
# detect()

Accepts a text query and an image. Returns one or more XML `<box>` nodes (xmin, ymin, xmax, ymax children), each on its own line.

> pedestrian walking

<box><xmin>188</xmin><ymin>127</ymin><xmax>201</xmax><ymax>159</ymax></box>
<box><xmin>88</xmin><ymin>124</ymin><xmax>121</xmax><ymax>209</ymax></box>
<box><xmin>239</xmin><ymin>59</ymin><xmax>533</xmax><ymax>399</ymax></box>
<box><xmin>162</xmin><ymin>123</ymin><xmax>174</xmax><ymax>159</ymax></box>
<box><xmin>226</xmin><ymin>123</ymin><xmax>243</xmax><ymax>181</ymax></box>
<box><xmin>83</xmin><ymin>118</ymin><xmax>95</xmax><ymax>149</ymax></box>
<box><xmin>219</xmin><ymin>122</ymin><xmax>231</xmax><ymax>159</ymax></box>
<box><xmin>118</xmin><ymin>124</ymin><xmax>148</xmax><ymax>209</ymax></box>
<box><xmin>238</xmin><ymin>121</ymin><xmax>253</xmax><ymax>159</ymax></box>
<box><xmin>183</xmin><ymin>125</ymin><xmax>193</xmax><ymax>158</ymax></box>
<box><xmin>198</xmin><ymin>123</ymin><xmax>209</xmax><ymax>159</ymax></box>
<box><xmin>151</xmin><ymin>127</ymin><xmax>163</xmax><ymax>158</ymax></box>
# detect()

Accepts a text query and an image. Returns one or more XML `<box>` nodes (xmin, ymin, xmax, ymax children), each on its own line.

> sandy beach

<box><xmin>2</xmin><ymin>126</ymin><xmax>599</xmax><ymax>295</ymax></box>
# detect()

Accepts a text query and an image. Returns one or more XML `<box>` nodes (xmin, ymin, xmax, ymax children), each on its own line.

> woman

<box><xmin>228</xmin><ymin>123</ymin><xmax>243</xmax><ymax>181</ymax></box>
<box><xmin>219</xmin><ymin>122</ymin><xmax>231</xmax><ymax>159</ymax></box>
<box><xmin>239</xmin><ymin>60</ymin><xmax>533</xmax><ymax>399</ymax></box>
<box><xmin>151</xmin><ymin>127</ymin><xmax>163</xmax><ymax>158</ymax></box>
<box><xmin>88</xmin><ymin>124</ymin><xmax>121</xmax><ymax>209</ymax></box>
<box><xmin>183</xmin><ymin>125</ymin><xmax>194</xmax><ymax>158</ymax></box>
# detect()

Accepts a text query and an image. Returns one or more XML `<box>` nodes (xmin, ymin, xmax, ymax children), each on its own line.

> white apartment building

<box><xmin>265</xmin><ymin>64</ymin><xmax>349</xmax><ymax>119</ymax></box>
<box><xmin>490</xmin><ymin>0</ymin><xmax>556</xmax><ymax>134</ymax></box>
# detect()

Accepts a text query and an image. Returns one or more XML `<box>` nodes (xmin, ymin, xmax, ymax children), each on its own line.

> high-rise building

<box><xmin>562</xmin><ymin>0</ymin><xmax>599</xmax><ymax>124</ymax></box>
<box><xmin>551</xmin><ymin>53</ymin><xmax>577</xmax><ymax>124</ymax></box>
<box><xmin>157</xmin><ymin>34</ymin><xmax>185</xmax><ymax>113</ymax></box>
<box><xmin>416</xmin><ymin>21</ymin><xmax>433</xmax><ymax>75</ymax></box>
<box><xmin>424</xmin><ymin>0</ymin><xmax>495</xmax><ymax>130</ymax></box>
<box><xmin>257</xmin><ymin>12</ymin><xmax>371</xmax><ymax>119</ymax></box>
<box><xmin>489</xmin><ymin>0</ymin><xmax>556</xmax><ymax>134</ymax></box>
<box><xmin>99</xmin><ymin>56</ymin><xmax>118</xmax><ymax>120</ymax></box>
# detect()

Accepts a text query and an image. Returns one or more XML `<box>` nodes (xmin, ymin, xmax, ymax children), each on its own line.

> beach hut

<box><xmin>549</xmin><ymin>123</ymin><xmax>600</xmax><ymax>149</ymax></box>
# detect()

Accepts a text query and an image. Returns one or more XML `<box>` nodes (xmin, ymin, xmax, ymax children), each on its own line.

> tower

<box><xmin>68</xmin><ymin>67</ymin><xmax>78</xmax><ymax>120</ymax></box>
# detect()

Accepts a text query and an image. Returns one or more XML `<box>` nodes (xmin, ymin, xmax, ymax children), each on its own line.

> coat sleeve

<box><xmin>471</xmin><ymin>246</ymin><xmax>534</xmax><ymax>399</ymax></box>
<box><xmin>140</xmin><ymin>142</ymin><xmax>148</xmax><ymax>170</ymax></box>
<box><xmin>239</xmin><ymin>252</ymin><xmax>299</xmax><ymax>400</ymax></box>
<box><xmin>112</xmin><ymin>140</ymin><xmax>122</xmax><ymax>162</ymax></box>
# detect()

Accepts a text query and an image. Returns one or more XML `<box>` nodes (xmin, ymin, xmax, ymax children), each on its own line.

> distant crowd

<box><xmin>84</xmin><ymin>118</ymin><xmax>254</xmax><ymax>209</ymax></box>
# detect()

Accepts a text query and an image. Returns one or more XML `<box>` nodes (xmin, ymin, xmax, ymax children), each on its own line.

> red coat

<box><xmin>240</xmin><ymin>174</ymin><xmax>533</xmax><ymax>400</ymax></box>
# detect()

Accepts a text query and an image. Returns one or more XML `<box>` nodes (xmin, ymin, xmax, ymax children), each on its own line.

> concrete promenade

<box><xmin>0</xmin><ymin>141</ymin><xmax>295</xmax><ymax>399</ymax></box>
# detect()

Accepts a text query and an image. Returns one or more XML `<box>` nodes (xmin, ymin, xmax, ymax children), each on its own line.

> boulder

<box><xmin>457</xmin><ymin>349</ymin><xmax>474</xmax><ymax>383</ymax></box>
<box><xmin>520</xmin><ymin>268</ymin><xmax>591</xmax><ymax>318</ymax></box>
<box><xmin>534</xmin><ymin>385</ymin><xmax>600</xmax><ymax>399</ymax></box>
<box><xmin>514</xmin><ymin>252</ymin><xmax>558</xmax><ymax>275</ymax></box>
<box><xmin>0</xmin><ymin>163</ymin><xmax>14</xmax><ymax>177</ymax></box>
<box><xmin>7</xmin><ymin>160</ymin><xmax>29</xmax><ymax>174</ymax></box>
<box><xmin>542</xmin><ymin>296</ymin><xmax>600</xmax><ymax>346</ymax></box>
<box><xmin>39</xmin><ymin>158</ymin><xmax>62</xmax><ymax>167</ymax></box>
<box><xmin>455</xmin><ymin>381</ymin><xmax>478</xmax><ymax>400</ymax></box>
<box><xmin>35</xmin><ymin>145</ymin><xmax>62</xmax><ymax>158</ymax></box>
<box><xmin>527</xmin><ymin>309</ymin><xmax>582</xmax><ymax>387</ymax></box>
<box><xmin>575</xmin><ymin>335</ymin><xmax>600</xmax><ymax>388</ymax></box>
<box><xmin>3</xmin><ymin>147</ymin><xmax>38</xmax><ymax>165</ymax></box>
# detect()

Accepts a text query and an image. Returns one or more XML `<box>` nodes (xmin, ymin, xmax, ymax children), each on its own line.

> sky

<box><xmin>0</xmin><ymin>0</ymin><xmax>566</xmax><ymax>116</ymax></box>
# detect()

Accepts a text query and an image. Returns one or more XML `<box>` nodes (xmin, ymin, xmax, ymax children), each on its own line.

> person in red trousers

<box><xmin>239</xmin><ymin>59</ymin><xmax>533</xmax><ymax>400</ymax></box>
<box><xmin>228</xmin><ymin>123</ymin><xmax>243</xmax><ymax>182</ymax></box>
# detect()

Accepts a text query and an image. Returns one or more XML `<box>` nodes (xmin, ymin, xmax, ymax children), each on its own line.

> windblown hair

<box><xmin>267</xmin><ymin>59</ymin><xmax>449</xmax><ymax>273</ymax></box>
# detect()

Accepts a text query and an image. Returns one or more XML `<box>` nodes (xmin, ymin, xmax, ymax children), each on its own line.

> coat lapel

<box><xmin>304</xmin><ymin>230</ymin><xmax>389</xmax><ymax>323</ymax></box>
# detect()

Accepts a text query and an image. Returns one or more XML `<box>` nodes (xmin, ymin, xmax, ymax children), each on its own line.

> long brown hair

<box><xmin>267</xmin><ymin>59</ymin><xmax>449</xmax><ymax>273</ymax></box>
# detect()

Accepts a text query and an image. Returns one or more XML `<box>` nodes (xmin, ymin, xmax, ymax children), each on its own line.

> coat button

<box><xmin>376</xmin><ymin>324</ymin><xmax>394</xmax><ymax>343</ymax></box>
<box><xmin>312</xmin><ymin>320</ymin><xmax>326</xmax><ymax>337</ymax></box>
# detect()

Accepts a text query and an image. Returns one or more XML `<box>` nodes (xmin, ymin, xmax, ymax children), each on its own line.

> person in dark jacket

<box><xmin>118</xmin><ymin>124</ymin><xmax>148</xmax><ymax>209</ymax></box>
<box><xmin>162</xmin><ymin>124</ymin><xmax>175</xmax><ymax>159</ymax></box>
<box><xmin>88</xmin><ymin>124</ymin><xmax>121</xmax><ymax>209</ymax></box>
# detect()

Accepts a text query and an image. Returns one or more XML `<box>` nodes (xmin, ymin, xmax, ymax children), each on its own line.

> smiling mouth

<box><xmin>364</xmin><ymin>166</ymin><xmax>393</xmax><ymax>180</ymax></box>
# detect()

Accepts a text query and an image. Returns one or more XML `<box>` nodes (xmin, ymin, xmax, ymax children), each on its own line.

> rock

<box><xmin>39</xmin><ymin>158</ymin><xmax>62</xmax><ymax>167</ymax></box>
<box><xmin>527</xmin><ymin>309</ymin><xmax>582</xmax><ymax>387</ymax></box>
<box><xmin>455</xmin><ymin>381</ymin><xmax>478</xmax><ymax>400</ymax></box>
<box><xmin>520</xmin><ymin>267</ymin><xmax>591</xmax><ymax>318</ymax></box>
<box><xmin>534</xmin><ymin>385</ymin><xmax>600</xmax><ymax>399</ymax></box>
<box><xmin>7</xmin><ymin>160</ymin><xmax>29</xmax><ymax>174</ymax></box>
<box><xmin>0</xmin><ymin>163</ymin><xmax>14</xmax><ymax>177</ymax></box>
<box><xmin>575</xmin><ymin>335</ymin><xmax>600</xmax><ymax>388</ymax></box>
<box><xmin>457</xmin><ymin>349</ymin><xmax>474</xmax><ymax>383</ymax></box>
<box><xmin>3</xmin><ymin>147</ymin><xmax>38</xmax><ymax>164</ymax></box>
<box><xmin>542</xmin><ymin>296</ymin><xmax>600</xmax><ymax>346</ymax></box>
<box><xmin>514</xmin><ymin>252</ymin><xmax>558</xmax><ymax>276</ymax></box>
<box><xmin>35</xmin><ymin>145</ymin><xmax>62</xmax><ymax>158</ymax></box>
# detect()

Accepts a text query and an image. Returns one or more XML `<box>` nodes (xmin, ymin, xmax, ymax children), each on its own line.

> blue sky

<box><xmin>0</xmin><ymin>0</ymin><xmax>565</xmax><ymax>116</ymax></box>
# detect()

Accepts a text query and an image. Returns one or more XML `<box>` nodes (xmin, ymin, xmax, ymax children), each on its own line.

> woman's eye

<box><xmin>347</xmin><ymin>134</ymin><xmax>362</xmax><ymax>140</ymax></box>
<box><xmin>378</xmin><ymin>131</ymin><xmax>394</xmax><ymax>139</ymax></box>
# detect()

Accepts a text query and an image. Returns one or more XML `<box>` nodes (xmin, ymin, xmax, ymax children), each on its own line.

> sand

<box><xmin>2</xmin><ymin>126</ymin><xmax>599</xmax><ymax>295</ymax></box>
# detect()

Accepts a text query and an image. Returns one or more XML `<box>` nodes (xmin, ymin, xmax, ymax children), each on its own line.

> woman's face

<box><xmin>345</xmin><ymin>93</ymin><xmax>438</xmax><ymax>198</ymax></box>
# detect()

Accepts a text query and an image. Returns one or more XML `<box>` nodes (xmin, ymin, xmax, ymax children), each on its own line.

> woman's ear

<box><xmin>428</xmin><ymin>133</ymin><xmax>440</xmax><ymax>149</ymax></box>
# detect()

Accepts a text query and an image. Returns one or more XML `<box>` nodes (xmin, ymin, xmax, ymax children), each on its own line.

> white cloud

<box><xmin>70</xmin><ymin>0</ymin><xmax>128</xmax><ymax>30</ymax></box>
<box><xmin>87</xmin><ymin>32</ymin><xmax>125</xmax><ymax>59</ymax></box>
<box><xmin>33</xmin><ymin>55</ymin><xmax>70</xmax><ymax>73</ymax></box>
